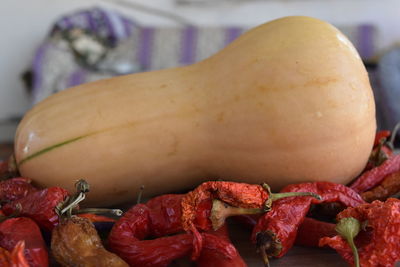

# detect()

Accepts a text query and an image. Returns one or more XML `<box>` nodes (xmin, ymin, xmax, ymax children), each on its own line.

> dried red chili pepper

<box><xmin>0</xmin><ymin>217</ymin><xmax>48</xmax><ymax>267</ymax></box>
<box><xmin>295</xmin><ymin>218</ymin><xmax>336</xmax><ymax>247</ymax></box>
<box><xmin>196</xmin><ymin>225</ymin><xmax>246</xmax><ymax>267</ymax></box>
<box><xmin>233</xmin><ymin>215</ymin><xmax>337</xmax><ymax>248</ymax></box>
<box><xmin>108</xmin><ymin>194</ymin><xmax>243</xmax><ymax>267</ymax></box>
<box><xmin>320</xmin><ymin>198</ymin><xmax>400</xmax><ymax>267</ymax></box>
<box><xmin>1</xmin><ymin>186</ymin><xmax>69</xmax><ymax>231</ymax></box>
<box><xmin>0</xmin><ymin>241</ymin><xmax>29</xmax><ymax>267</ymax></box>
<box><xmin>0</xmin><ymin>177</ymin><xmax>38</xmax><ymax>204</ymax></box>
<box><xmin>251</xmin><ymin>182</ymin><xmax>364</xmax><ymax>266</ymax></box>
<box><xmin>181</xmin><ymin>181</ymin><xmax>320</xmax><ymax>259</ymax></box>
<box><xmin>350</xmin><ymin>154</ymin><xmax>400</xmax><ymax>193</ymax></box>
<box><xmin>361</xmin><ymin>170</ymin><xmax>400</xmax><ymax>202</ymax></box>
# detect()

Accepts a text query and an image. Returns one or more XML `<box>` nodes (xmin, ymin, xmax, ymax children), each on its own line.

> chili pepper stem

<box><xmin>256</xmin><ymin>230</ymin><xmax>282</xmax><ymax>267</ymax></box>
<box><xmin>259</xmin><ymin>248</ymin><xmax>271</xmax><ymax>267</ymax></box>
<box><xmin>74</xmin><ymin>208</ymin><xmax>123</xmax><ymax>216</ymax></box>
<box><xmin>56</xmin><ymin>179</ymin><xmax>90</xmax><ymax>218</ymax></box>
<box><xmin>210</xmin><ymin>199</ymin><xmax>264</xmax><ymax>230</ymax></box>
<box><xmin>335</xmin><ymin>217</ymin><xmax>361</xmax><ymax>267</ymax></box>
<box><xmin>137</xmin><ymin>185</ymin><xmax>145</xmax><ymax>204</ymax></box>
<box><xmin>262</xmin><ymin>183</ymin><xmax>322</xmax><ymax>212</ymax></box>
<box><xmin>60</xmin><ymin>192</ymin><xmax>86</xmax><ymax>215</ymax></box>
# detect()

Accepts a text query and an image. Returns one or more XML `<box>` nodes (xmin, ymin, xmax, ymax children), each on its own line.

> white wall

<box><xmin>1</xmin><ymin>0</ymin><xmax>399</xmax><ymax>124</ymax></box>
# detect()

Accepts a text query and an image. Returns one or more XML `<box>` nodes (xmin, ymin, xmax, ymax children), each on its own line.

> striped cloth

<box><xmin>30</xmin><ymin>7</ymin><xmax>378</xmax><ymax>106</ymax></box>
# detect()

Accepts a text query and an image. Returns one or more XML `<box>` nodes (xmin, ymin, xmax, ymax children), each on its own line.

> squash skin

<box><xmin>15</xmin><ymin>16</ymin><xmax>376</xmax><ymax>206</ymax></box>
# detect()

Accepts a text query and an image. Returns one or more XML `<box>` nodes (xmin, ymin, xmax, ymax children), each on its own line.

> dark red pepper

<box><xmin>0</xmin><ymin>177</ymin><xmax>38</xmax><ymax>204</ymax></box>
<box><xmin>197</xmin><ymin>225</ymin><xmax>246</xmax><ymax>267</ymax></box>
<box><xmin>109</xmin><ymin>194</ymin><xmax>244</xmax><ymax>267</ymax></box>
<box><xmin>0</xmin><ymin>217</ymin><xmax>48</xmax><ymax>267</ymax></box>
<box><xmin>1</xmin><ymin>187</ymin><xmax>69</xmax><ymax>231</ymax></box>
<box><xmin>350</xmin><ymin>154</ymin><xmax>400</xmax><ymax>193</ymax></box>
<box><xmin>251</xmin><ymin>182</ymin><xmax>364</xmax><ymax>265</ymax></box>
<box><xmin>295</xmin><ymin>218</ymin><xmax>336</xmax><ymax>247</ymax></box>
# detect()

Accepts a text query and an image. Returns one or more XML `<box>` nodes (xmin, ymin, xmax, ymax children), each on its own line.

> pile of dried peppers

<box><xmin>0</xmin><ymin>127</ymin><xmax>400</xmax><ymax>267</ymax></box>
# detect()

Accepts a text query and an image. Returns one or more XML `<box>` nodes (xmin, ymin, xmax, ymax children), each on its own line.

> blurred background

<box><xmin>1</xmin><ymin>0</ymin><xmax>400</xmax><ymax>144</ymax></box>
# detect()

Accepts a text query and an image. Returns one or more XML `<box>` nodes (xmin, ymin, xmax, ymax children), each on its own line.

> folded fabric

<box><xmin>29</xmin><ymin>7</ymin><xmax>378</xmax><ymax>106</ymax></box>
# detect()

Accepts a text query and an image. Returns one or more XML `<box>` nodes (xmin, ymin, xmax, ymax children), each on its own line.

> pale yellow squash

<box><xmin>14</xmin><ymin>16</ymin><xmax>376</xmax><ymax>206</ymax></box>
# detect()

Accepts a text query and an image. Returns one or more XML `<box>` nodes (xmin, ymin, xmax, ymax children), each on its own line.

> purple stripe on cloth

<box><xmin>85</xmin><ymin>11</ymin><xmax>97</xmax><ymax>32</ymax></box>
<box><xmin>357</xmin><ymin>24</ymin><xmax>375</xmax><ymax>60</ymax></box>
<box><xmin>122</xmin><ymin>18</ymin><xmax>133</xmax><ymax>37</ymax></box>
<box><xmin>137</xmin><ymin>27</ymin><xmax>154</xmax><ymax>70</ymax></box>
<box><xmin>32</xmin><ymin>43</ymin><xmax>51</xmax><ymax>98</ymax></box>
<box><xmin>62</xmin><ymin>17</ymin><xmax>73</xmax><ymax>29</ymax></box>
<box><xmin>99</xmin><ymin>9</ymin><xmax>116</xmax><ymax>42</ymax></box>
<box><xmin>54</xmin><ymin>17</ymin><xmax>72</xmax><ymax>32</ymax></box>
<box><xmin>180</xmin><ymin>27</ymin><xmax>197</xmax><ymax>65</ymax></box>
<box><xmin>67</xmin><ymin>69</ymin><xmax>86</xmax><ymax>88</ymax></box>
<box><xmin>224</xmin><ymin>27</ymin><xmax>242</xmax><ymax>46</ymax></box>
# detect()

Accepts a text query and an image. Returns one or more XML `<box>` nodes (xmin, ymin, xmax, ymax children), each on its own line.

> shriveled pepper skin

<box><xmin>320</xmin><ymin>198</ymin><xmax>400</xmax><ymax>267</ymax></box>
<box><xmin>2</xmin><ymin>187</ymin><xmax>69</xmax><ymax>231</ymax></box>
<box><xmin>146</xmin><ymin>194</ymin><xmax>187</xmax><ymax>236</ymax></box>
<box><xmin>109</xmin><ymin>195</ymin><xmax>241</xmax><ymax>267</ymax></box>
<box><xmin>350</xmin><ymin>154</ymin><xmax>400</xmax><ymax>193</ymax></box>
<box><xmin>197</xmin><ymin>225</ymin><xmax>247</xmax><ymax>267</ymax></box>
<box><xmin>0</xmin><ymin>241</ymin><xmax>30</xmax><ymax>267</ymax></box>
<box><xmin>52</xmin><ymin>216</ymin><xmax>128</xmax><ymax>267</ymax></box>
<box><xmin>0</xmin><ymin>177</ymin><xmax>38</xmax><ymax>203</ymax></box>
<box><xmin>252</xmin><ymin>182</ymin><xmax>365</xmax><ymax>257</ymax></box>
<box><xmin>182</xmin><ymin>181</ymin><xmax>269</xmax><ymax>232</ymax></box>
<box><xmin>0</xmin><ymin>217</ymin><xmax>48</xmax><ymax>267</ymax></box>
<box><xmin>361</xmin><ymin>171</ymin><xmax>400</xmax><ymax>202</ymax></box>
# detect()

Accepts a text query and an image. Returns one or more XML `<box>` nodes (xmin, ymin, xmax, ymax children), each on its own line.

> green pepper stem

<box><xmin>270</xmin><ymin>191</ymin><xmax>322</xmax><ymax>201</ymax></box>
<box><xmin>137</xmin><ymin>185</ymin><xmax>145</xmax><ymax>204</ymax></box>
<box><xmin>335</xmin><ymin>217</ymin><xmax>361</xmax><ymax>267</ymax></box>
<box><xmin>210</xmin><ymin>199</ymin><xmax>264</xmax><ymax>230</ymax></box>
<box><xmin>262</xmin><ymin>183</ymin><xmax>322</xmax><ymax>212</ymax></box>
<box><xmin>348</xmin><ymin>238</ymin><xmax>359</xmax><ymax>267</ymax></box>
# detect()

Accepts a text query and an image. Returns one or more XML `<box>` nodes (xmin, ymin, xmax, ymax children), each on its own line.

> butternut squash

<box><xmin>14</xmin><ymin>16</ymin><xmax>376</xmax><ymax>206</ymax></box>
